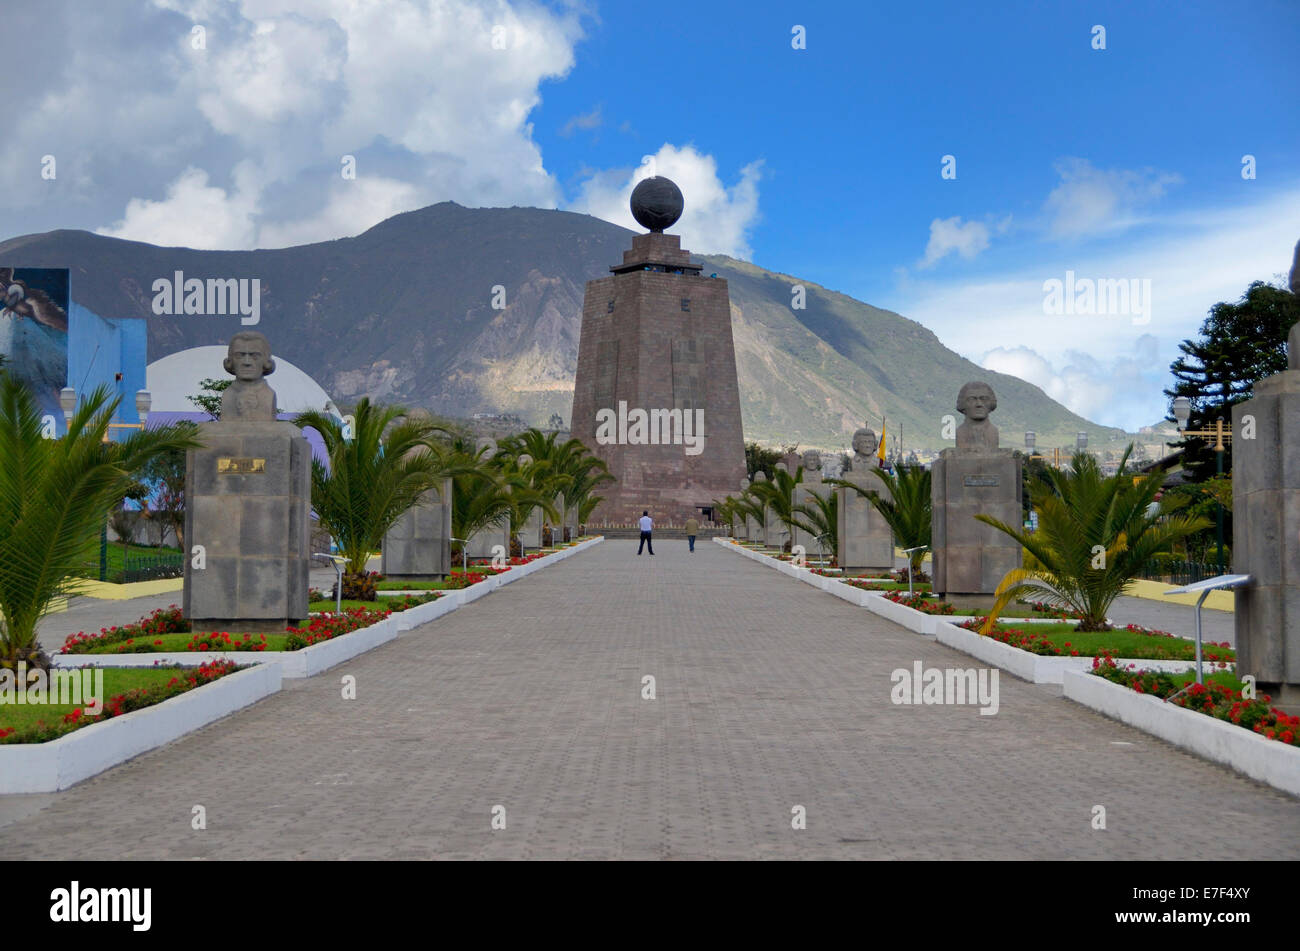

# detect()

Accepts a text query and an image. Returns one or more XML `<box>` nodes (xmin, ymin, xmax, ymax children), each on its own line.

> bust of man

<box><xmin>955</xmin><ymin>381</ymin><xmax>999</xmax><ymax>451</ymax></box>
<box><xmin>801</xmin><ymin>449</ymin><xmax>823</xmax><ymax>483</ymax></box>
<box><xmin>775</xmin><ymin>461</ymin><xmax>789</xmax><ymax>476</ymax></box>
<box><xmin>850</xmin><ymin>427</ymin><xmax>879</xmax><ymax>470</ymax></box>
<box><xmin>753</xmin><ymin>470</ymin><xmax>768</xmax><ymax>483</ymax></box>
<box><xmin>740</xmin><ymin>477</ymin><xmax>751</xmax><ymax>493</ymax></box>
<box><xmin>219</xmin><ymin>331</ymin><xmax>278</xmax><ymax>421</ymax></box>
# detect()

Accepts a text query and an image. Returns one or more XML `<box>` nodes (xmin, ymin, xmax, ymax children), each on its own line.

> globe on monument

<box><xmin>630</xmin><ymin>176</ymin><xmax>684</xmax><ymax>232</ymax></box>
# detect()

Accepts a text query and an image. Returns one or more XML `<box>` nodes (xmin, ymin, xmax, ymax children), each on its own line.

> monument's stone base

<box><xmin>931</xmin><ymin>450</ymin><xmax>1021</xmax><ymax>595</ymax></box>
<box><xmin>1233</xmin><ymin>370</ymin><xmax>1300</xmax><ymax>712</ymax></box>
<box><xmin>184</xmin><ymin>420</ymin><xmax>311</xmax><ymax>632</ymax></box>
<box><xmin>836</xmin><ymin>480</ymin><xmax>893</xmax><ymax>571</ymax></box>
<box><xmin>792</xmin><ymin>482</ymin><xmax>829</xmax><ymax>554</ymax></box>
<box><xmin>745</xmin><ymin>515</ymin><xmax>762</xmax><ymax>544</ymax></box>
<box><xmin>382</xmin><ymin>478</ymin><xmax>451</xmax><ymax>580</ymax></box>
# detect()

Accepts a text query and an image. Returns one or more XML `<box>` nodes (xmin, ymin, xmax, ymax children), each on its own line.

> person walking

<box><xmin>637</xmin><ymin>510</ymin><xmax>655</xmax><ymax>556</ymax></box>
<box><xmin>684</xmin><ymin>514</ymin><xmax>699</xmax><ymax>552</ymax></box>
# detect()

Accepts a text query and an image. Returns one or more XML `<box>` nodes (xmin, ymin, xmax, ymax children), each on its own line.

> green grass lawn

<box><xmin>975</xmin><ymin>620</ymin><xmax>1237</xmax><ymax>661</ymax></box>
<box><xmin>0</xmin><ymin>668</ymin><xmax>195</xmax><ymax>732</ymax></box>
<box><xmin>374</xmin><ymin>580</ymin><xmax>445</xmax><ymax>591</ymax></box>
<box><xmin>847</xmin><ymin>581</ymin><xmax>933</xmax><ymax>592</ymax></box>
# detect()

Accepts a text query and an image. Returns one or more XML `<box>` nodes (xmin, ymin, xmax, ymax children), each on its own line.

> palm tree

<box><xmin>497</xmin><ymin>430</ymin><xmax>612</xmax><ymax>539</ymax></box>
<box><xmin>975</xmin><ymin>448</ymin><xmax>1210</xmax><ymax>633</ymax></box>
<box><xmin>749</xmin><ymin>466</ymin><xmax>803</xmax><ymax>550</ymax></box>
<box><xmin>437</xmin><ymin>435</ymin><xmax>518</xmax><ymax>554</ymax></box>
<box><xmin>791</xmin><ymin>489</ymin><xmax>838</xmax><ymax>564</ymax></box>
<box><xmin>0</xmin><ymin>377</ymin><xmax>199</xmax><ymax>670</ymax></box>
<box><xmin>831</xmin><ymin>465</ymin><xmax>929</xmax><ymax>574</ymax></box>
<box><xmin>728</xmin><ymin>488</ymin><xmax>766</xmax><ymax>540</ymax></box>
<box><xmin>296</xmin><ymin>399</ymin><xmax>453</xmax><ymax>598</ymax></box>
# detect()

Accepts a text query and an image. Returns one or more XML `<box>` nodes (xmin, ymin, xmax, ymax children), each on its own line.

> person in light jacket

<box><xmin>684</xmin><ymin>515</ymin><xmax>699</xmax><ymax>552</ymax></box>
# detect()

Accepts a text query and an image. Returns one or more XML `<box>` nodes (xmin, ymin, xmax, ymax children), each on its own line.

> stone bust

<box><xmin>801</xmin><ymin>449</ymin><xmax>823</xmax><ymax>483</ymax></box>
<box><xmin>775</xmin><ymin>461</ymin><xmax>789</xmax><ymax>476</ymax></box>
<box><xmin>740</xmin><ymin>477</ymin><xmax>751</xmax><ymax>493</ymax></box>
<box><xmin>955</xmin><ymin>381</ymin><xmax>999</xmax><ymax>451</ymax></box>
<box><xmin>753</xmin><ymin>470</ymin><xmax>768</xmax><ymax>483</ymax></box>
<box><xmin>219</xmin><ymin>331</ymin><xmax>278</xmax><ymax>421</ymax></box>
<box><xmin>850</xmin><ymin>427</ymin><xmax>879</xmax><ymax>470</ymax></box>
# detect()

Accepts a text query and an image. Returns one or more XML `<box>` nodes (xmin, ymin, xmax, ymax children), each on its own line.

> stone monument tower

<box><xmin>931</xmin><ymin>382</ymin><xmax>1022</xmax><ymax>596</ymax></box>
<box><xmin>570</xmin><ymin>176</ymin><xmax>747</xmax><ymax>523</ymax></box>
<box><xmin>1231</xmin><ymin>238</ymin><xmax>1300</xmax><ymax>710</ymax></box>
<box><xmin>183</xmin><ymin>331</ymin><xmax>311</xmax><ymax>632</ymax></box>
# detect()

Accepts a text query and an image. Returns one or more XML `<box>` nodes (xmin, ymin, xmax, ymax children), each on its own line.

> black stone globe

<box><xmin>630</xmin><ymin>176</ymin><xmax>684</xmax><ymax>232</ymax></box>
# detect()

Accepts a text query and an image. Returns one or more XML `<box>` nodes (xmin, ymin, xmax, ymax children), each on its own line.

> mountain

<box><xmin>0</xmin><ymin>203</ymin><xmax>1128</xmax><ymax>452</ymax></box>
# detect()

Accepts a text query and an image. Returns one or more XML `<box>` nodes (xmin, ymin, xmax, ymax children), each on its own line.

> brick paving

<box><xmin>1</xmin><ymin>539</ymin><xmax>1295</xmax><ymax>859</ymax></box>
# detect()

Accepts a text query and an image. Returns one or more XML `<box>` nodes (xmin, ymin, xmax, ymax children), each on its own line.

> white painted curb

<box><xmin>0</xmin><ymin>663</ymin><xmax>282</xmax><ymax>794</ymax></box>
<box><xmin>1062</xmin><ymin>669</ymin><xmax>1300</xmax><ymax>798</ymax></box>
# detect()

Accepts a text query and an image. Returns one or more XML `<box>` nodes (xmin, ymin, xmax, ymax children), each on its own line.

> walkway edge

<box><xmin>1062</xmin><ymin>670</ymin><xmax>1300</xmax><ymax>798</ymax></box>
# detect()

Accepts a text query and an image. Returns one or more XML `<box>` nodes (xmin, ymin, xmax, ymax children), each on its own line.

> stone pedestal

<box><xmin>764</xmin><ymin>504</ymin><xmax>787</xmax><ymax>551</ymax></box>
<box><xmin>183</xmin><ymin>420</ymin><xmax>311</xmax><ymax>632</ymax></box>
<box><xmin>931</xmin><ymin>450</ymin><xmax>1021</xmax><ymax>595</ymax></box>
<box><xmin>836</xmin><ymin>474</ymin><xmax>894</xmax><ymax>572</ymax></box>
<box><xmin>1233</xmin><ymin>370</ymin><xmax>1300</xmax><ymax>709</ymax></box>
<box><xmin>518</xmin><ymin>507</ymin><xmax>545</xmax><ymax>550</ymax></box>
<box><xmin>792</xmin><ymin>479</ymin><xmax>829</xmax><ymax>555</ymax></box>
<box><xmin>745</xmin><ymin>514</ymin><xmax>762</xmax><ymax>544</ymax></box>
<box><xmin>382</xmin><ymin>477</ymin><xmax>452</xmax><ymax>580</ymax></box>
<box><xmin>466</xmin><ymin>523</ymin><xmax>509</xmax><ymax>560</ymax></box>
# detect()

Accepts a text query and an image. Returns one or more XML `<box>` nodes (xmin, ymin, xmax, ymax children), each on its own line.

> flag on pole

<box><xmin>878</xmin><ymin>419</ymin><xmax>887</xmax><ymax>464</ymax></box>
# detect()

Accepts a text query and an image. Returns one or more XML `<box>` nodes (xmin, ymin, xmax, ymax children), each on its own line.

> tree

<box><xmin>748</xmin><ymin>465</ymin><xmax>803</xmax><ymax>551</ymax></box>
<box><xmin>1164</xmin><ymin>280</ymin><xmax>1298</xmax><ymax>480</ymax></box>
<box><xmin>138</xmin><ymin>420</ymin><xmax>198</xmax><ymax>549</ymax></box>
<box><xmin>745</xmin><ymin>441</ymin><xmax>796</xmax><ymax>480</ymax></box>
<box><xmin>833</xmin><ymin>465</ymin><xmax>930</xmax><ymax>574</ymax></box>
<box><xmin>975</xmin><ymin>448</ymin><xmax>1210</xmax><ymax>632</ymax></box>
<box><xmin>295</xmin><ymin>399</ymin><xmax>454</xmax><ymax>599</ymax></box>
<box><xmin>0</xmin><ymin>376</ymin><xmax>200</xmax><ymax>671</ymax></box>
<box><xmin>188</xmin><ymin>377</ymin><xmax>232</xmax><ymax>420</ymax></box>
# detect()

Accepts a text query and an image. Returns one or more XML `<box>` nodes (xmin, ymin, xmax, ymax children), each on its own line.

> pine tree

<box><xmin>1164</xmin><ymin>280</ymin><xmax>1298</xmax><ymax>481</ymax></box>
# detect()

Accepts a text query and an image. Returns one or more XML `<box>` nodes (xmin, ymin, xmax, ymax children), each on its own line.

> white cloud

<box><xmin>920</xmin><ymin>217</ymin><xmax>991</xmax><ymax>268</ymax></box>
<box><xmin>8</xmin><ymin>0</ymin><xmax>585</xmax><ymax>249</ymax></box>
<box><xmin>97</xmin><ymin>166</ymin><xmax>259</xmax><ymax>249</ymax></box>
<box><xmin>892</xmin><ymin>184</ymin><xmax>1300</xmax><ymax>431</ymax></box>
<box><xmin>980</xmin><ymin>337</ymin><xmax>1162</xmax><ymax>428</ymax></box>
<box><xmin>1044</xmin><ymin>158</ymin><xmax>1182</xmax><ymax>238</ymax></box>
<box><xmin>560</xmin><ymin>105</ymin><xmax>603</xmax><ymax>137</ymax></box>
<box><xmin>569</xmin><ymin>144</ymin><xmax>763</xmax><ymax>258</ymax></box>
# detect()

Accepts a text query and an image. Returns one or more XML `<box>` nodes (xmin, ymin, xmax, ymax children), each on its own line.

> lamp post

<box><xmin>1172</xmin><ymin>396</ymin><xmax>1231</xmax><ymax>575</ymax></box>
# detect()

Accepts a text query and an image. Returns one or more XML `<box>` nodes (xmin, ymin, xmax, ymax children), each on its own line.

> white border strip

<box><xmin>1062</xmin><ymin>669</ymin><xmax>1300</xmax><ymax>798</ymax></box>
<box><xmin>0</xmin><ymin>663</ymin><xmax>282</xmax><ymax>794</ymax></box>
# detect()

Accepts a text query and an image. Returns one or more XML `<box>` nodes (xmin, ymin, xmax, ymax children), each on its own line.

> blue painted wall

<box><xmin>66</xmin><ymin>302</ymin><xmax>148</xmax><ymax>435</ymax></box>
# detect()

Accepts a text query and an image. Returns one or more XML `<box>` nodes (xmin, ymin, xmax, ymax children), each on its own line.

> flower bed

<box><xmin>883</xmin><ymin>591</ymin><xmax>954</xmax><ymax>615</ymax></box>
<box><xmin>960</xmin><ymin>619</ymin><xmax>1236</xmax><ymax>663</ymax></box>
<box><xmin>59</xmin><ymin>601</ymin><xmax>434</xmax><ymax>655</ymax></box>
<box><xmin>1089</xmin><ymin>659</ymin><xmax>1297</xmax><ymax>746</ymax></box>
<box><xmin>0</xmin><ymin>660</ymin><xmax>241</xmax><ymax>745</ymax></box>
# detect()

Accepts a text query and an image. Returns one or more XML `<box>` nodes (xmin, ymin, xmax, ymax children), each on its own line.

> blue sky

<box><xmin>4</xmin><ymin>0</ymin><xmax>1297</xmax><ymax>430</ymax></box>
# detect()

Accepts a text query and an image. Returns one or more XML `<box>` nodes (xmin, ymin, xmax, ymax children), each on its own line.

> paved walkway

<box><xmin>2</xmin><ymin>540</ymin><xmax>1295</xmax><ymax>859</ymax></box>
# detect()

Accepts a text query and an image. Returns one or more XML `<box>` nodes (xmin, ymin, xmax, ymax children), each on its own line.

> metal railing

<box><xmin>117</xmin><ymin>549</ymin><xmax>185</xmax><ymax>584</ymax></box>
<box><xmin>1137</xmin><ymin>559</ymin><xmax>1220</xmax><ymax>586</ymax></box>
